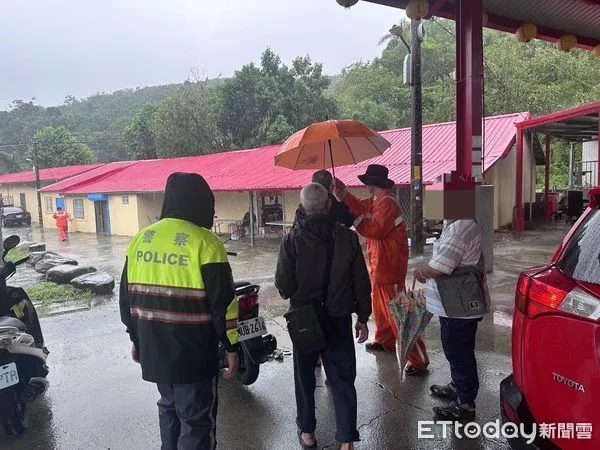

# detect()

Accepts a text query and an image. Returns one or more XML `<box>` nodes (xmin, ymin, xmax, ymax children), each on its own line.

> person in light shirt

<box><xmin>413</xmin><ymin>219</ymin><xmax>488</xmax><ymax>421</ymax></box>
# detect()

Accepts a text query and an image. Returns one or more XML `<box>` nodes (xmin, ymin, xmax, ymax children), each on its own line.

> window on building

<box><xmin>43</xmin><ymin>197</ymin><xmax>54</xmax><ymax>214</ymax></box>
<box><xmin>122</xmin><ymin>195</ymin><xmax>129</xmax><ymax>205</ymax></box>
<box><xmin>73</xmin><ymin>199</ymin><xmax>85</xmax><ymax>219</ymax></box>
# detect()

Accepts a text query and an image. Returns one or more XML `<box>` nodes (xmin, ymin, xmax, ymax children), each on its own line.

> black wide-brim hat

<box><xmin>358</xmin><ymin>164</ymin><xmax>395</xmax><ymax>189</ymax></box>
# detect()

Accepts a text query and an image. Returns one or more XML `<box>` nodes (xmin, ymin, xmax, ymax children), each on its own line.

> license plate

<box><xmin>238</xmin><ymin>317</ymin><xmax>267</xmax><ymax>342</ymax></box>
<box><xmin>16</xmin><ymin>215</ymin><xmax>22</xmax><ymax>218</ymax></box>
<box><xmin>0</xmin><ymin>363</ymin><xmax>19</xmax><ymax>390</ymax></box>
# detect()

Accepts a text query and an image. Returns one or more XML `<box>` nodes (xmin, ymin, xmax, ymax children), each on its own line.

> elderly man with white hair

<box><xmin>276</xmin><ymin>182</ymin><xmax>372</xmax><ymax>450</ymax></box>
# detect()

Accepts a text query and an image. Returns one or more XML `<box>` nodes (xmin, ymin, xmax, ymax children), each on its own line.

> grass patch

<box><xmin>5</xmin><ymin>248</ymin><xmax>30</xmax><ymax>263</ymax></box>
<box><xmin>27</xmin><ymin>282</ymin><xmax>93</xmax><ymax>315</ymax></box>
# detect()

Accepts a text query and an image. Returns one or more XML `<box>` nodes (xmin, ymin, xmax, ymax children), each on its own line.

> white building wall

<box><xmin>483</xmin><ymin>138</ymin><xmax>536</xmax><ymax>229</ymax></box>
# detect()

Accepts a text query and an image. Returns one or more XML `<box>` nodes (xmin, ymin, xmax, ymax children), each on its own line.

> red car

<box><xmin>501</xmin><ymin>188</ymin><xmax>600</xmax><ymax>449</ymax></box>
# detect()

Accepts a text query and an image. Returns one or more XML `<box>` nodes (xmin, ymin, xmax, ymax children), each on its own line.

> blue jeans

<box><xmin>293</xmin><ymin>315</ymin><xmax>360</xmax><ymax>443</ymax></box>
<box><xmin>439</xmin><ymin>316</ymin><xmax>481</xmax><ymax>406</ymax></box>
<box><xmin>157</xmin><ymin>378</ymin><xmax>218</xmax><ymax>450</ymax></box>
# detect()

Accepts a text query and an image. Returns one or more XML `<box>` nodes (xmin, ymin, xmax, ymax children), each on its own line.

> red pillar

<box><xmin>455</xmin><ymin>0</ymin><xmax>483</xmax><ymax>179</ymax></box>
<box><xmin>597</xmin><ymin>112</ymin><xmax>600</xmax><ymax>187</ymax></box>
<box><xmin>544</xmin><ymin>135</ymin><xmax>551</xmax><ymax>221</ymax></box>
<box><xmin>515</xmin><ymin>128</ymin><xmax>525</xmax><ymax>231</ymax></box>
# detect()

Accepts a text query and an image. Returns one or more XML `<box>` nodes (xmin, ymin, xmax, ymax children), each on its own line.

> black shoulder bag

<box><xmin>435</xmin><ymin>253</ymin><xmax>486</xmax><ymax>317</ymax></box>
<box><xmin>283</xmin><ymin>229</ymin><xmax>334</xmax><ymax>352</ymax></box>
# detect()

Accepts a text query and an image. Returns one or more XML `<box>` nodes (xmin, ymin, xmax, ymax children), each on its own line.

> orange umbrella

<box><xmin>274</xmin><ymin>119</ymin><xmax>391</xmax><ymax>177</ymax></box>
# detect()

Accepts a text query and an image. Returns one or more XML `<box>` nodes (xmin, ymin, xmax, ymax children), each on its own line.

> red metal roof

<box><xmin>41</xmin><ymin>112</ymin><xmax>527</xmax><ymax>194</ymax></box>
<box><xmin>0</xmin><ymin>164</ymin><xmax>104</xmax><ymax>185</ymax></box>
<box><xmin>516</xmin><ymin>101</ymin><xmax>600</xmax><ymax>141</ymax></box>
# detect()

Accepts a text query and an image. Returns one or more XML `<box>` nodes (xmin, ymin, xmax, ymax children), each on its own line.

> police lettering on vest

<box><xmin>136</xmin><ymin>251</ymin><xmax>189</xmax><ymax>266</ymax></box>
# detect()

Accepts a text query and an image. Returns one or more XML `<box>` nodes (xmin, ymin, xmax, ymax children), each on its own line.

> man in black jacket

<box><xmin>294</xmin><ymin>170</ymin><xmax>355</xmax><ymax>228</ymax></box>
<box><xmin>276</xmin><ymin>183</ymin><xmax>372</xmax><ymax>450</ymax></box>
<box><xmin>120</xmin><ymin>173</ymin><xmax>239</xmax><ymax>450</ymax></box>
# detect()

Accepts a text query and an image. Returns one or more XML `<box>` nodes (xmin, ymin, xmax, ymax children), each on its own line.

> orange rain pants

<box><xmin>58</xmin><ymin>226</ymin><xmax>68</xmax><ymax>241</ymax></box>
<box><xmin>373</xmin><ymin>284</ymin><xmax>429</xmax><ymax>369</ymax></box>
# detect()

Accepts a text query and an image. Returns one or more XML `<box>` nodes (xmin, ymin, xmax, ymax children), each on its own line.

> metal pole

<box><xmin>545</xmin><ymin>136</ymin><xmax>551</xmax><ymax>221</ymax></box>
<box><xmin>515</xmin><ymin>129</ymin><xmax>525</xmax><ymax>232</ymax></box>
<box><xmin>33</xmin><ymin>142</ymin><xmax>44</xmax><ymax>227</ymax></box>
<box><xmin>568</xmin><ymin>142</ymin><xmax>574</xmax><ymax>188</ymax></box>
<box><xmin>249</xmin><ymin>191</ymin><xmax>255</xmax><ymax>247</ymax></box>
<box><xmin>410</xmin><ymin>19</ymin><xmax>424</xmax><ymax>256</ymax></box>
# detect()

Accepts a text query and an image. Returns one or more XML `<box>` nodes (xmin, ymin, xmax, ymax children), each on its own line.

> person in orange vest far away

<box><xmin>334</xmin><ymin>164</ymin><xmax>430</xmax><ymax>376</ymax></box>
<box><xmin>53</xmin><ymin>207</ymin><xmax>72</xmax><ymax>241</ymax></box>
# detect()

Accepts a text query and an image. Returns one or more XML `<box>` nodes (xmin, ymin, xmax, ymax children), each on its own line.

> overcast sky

<box><xmin>0</xmin><ymin>0</ymin><xmax>404</xmax><ymax>109</ymax></box>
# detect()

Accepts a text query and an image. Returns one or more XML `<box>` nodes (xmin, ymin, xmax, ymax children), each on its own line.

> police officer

<box><xmin>120</xmin><ymin>172</ymin><xmax>240</xmax><ymax>450</ymax></box>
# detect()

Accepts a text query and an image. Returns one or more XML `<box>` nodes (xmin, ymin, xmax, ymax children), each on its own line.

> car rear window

<box><xmin>558</xmin><ymin>209</ymin><xmax>600</xmax><ymax>285</ymax></box>
<box><xmin>3</xmin><ymin>207</ymin><xmax>23</xmax><ymax>214</ymax></box>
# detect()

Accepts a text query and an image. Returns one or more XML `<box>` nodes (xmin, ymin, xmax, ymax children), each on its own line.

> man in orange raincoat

<box><xmin>334</xmin><ymin>164</ymin><xmax>429</xmax><ymax>375</ymax></box>
<box><xmin>53</xmin><ymin>207</ymin><xmax>71</xmax><ymax>241</ymax></box>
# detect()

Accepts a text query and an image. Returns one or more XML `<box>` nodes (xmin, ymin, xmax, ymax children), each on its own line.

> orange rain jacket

<box><xmin>342</xmin><ymin>190</ymin><xmax>409</xmax><ymax>286</ymax></box>
<box><xmin>53</xmin><ymin>211</ymin><xmax>70</xmax><ymax>228</ymax></box>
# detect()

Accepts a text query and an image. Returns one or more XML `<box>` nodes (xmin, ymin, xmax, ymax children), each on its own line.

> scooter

<box><xmin>219</xmin><ymin>229</ymin><xmax>277</xmax><ymax>385</ymax></box>
<box><xmin>0</xmin><ymin>235</ymin><xmax>49</xmax><ymax>437</ymax></box>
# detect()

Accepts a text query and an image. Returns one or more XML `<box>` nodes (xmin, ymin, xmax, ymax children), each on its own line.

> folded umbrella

<box><xmin>388</xmin><ymin>280</ymin><xmax>433</xmax><ymax>380</ymax></box>
<box><xmin>274</xmin><ymin>119</ymin><xmax>390</xmax><ymax>177</ymax></box>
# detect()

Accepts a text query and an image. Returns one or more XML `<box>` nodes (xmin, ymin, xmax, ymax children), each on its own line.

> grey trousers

<box><xmin>157</xmin><ymin>377</ymin><xmax>218</xmax><ymax>450</ymax></box>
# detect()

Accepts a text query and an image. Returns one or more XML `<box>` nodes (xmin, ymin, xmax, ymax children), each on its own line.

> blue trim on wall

<box><xmin>88</xmin><ymin>193</ymin><xmax>108</xmax><ymax>202</ymax></box>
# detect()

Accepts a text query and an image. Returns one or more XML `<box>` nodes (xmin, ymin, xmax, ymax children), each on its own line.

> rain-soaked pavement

<box><xmin>0</xmin><ymin>223</ymin><xmax>572</xmax><ymax>449</ymax></box>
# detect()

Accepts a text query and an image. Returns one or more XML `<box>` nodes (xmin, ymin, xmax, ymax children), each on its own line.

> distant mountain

<box><xmin>0</xmin><ymin>75</ymin><xmax>339</xmax><ymax>170</ymax></box>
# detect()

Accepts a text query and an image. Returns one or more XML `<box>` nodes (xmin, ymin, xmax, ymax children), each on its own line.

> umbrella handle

<box><xmin>328</xmin><ymin>139</ymin><xmax>336</xmax><ymax>179</ymax></box>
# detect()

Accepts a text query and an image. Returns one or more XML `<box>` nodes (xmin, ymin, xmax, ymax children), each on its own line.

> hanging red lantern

<box><xmin>336</xmin><ymin>0</ymin><xmax>359</xmax><ymax>7</ymax></box>
<box><xmin>556</xmin><ymin>34</ymin><xmax>577</xmax><ymax>52</ymax></box>
<box><xmin>515</xmin><ymin>23</ymin><xmax>538</xmax><ymax>43</ymax></box>
<box><xmin>405</xmin><ymin>0</ymin><xmax>429</xmax><ymax>21</ymax></box>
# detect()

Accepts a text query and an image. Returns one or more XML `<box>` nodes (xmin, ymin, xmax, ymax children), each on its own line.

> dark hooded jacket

<box><xmin>119</xmin><ymin>173</ymin><xmax>237</xmax><ymax>384</ymax></box>
<box><xmin>275</xmin><ymin>214</ymin><xmax>372</xmax><ymax>324</ymax></box>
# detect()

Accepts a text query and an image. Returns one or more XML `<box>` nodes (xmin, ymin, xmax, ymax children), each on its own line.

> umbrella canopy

<box><xmin>274</xmin><ymin>119</ymin><xmax>391</xmax><ymax>171</ymax></box>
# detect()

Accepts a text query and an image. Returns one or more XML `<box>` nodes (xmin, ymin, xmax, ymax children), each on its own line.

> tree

<box><xmin>335</xmin><ymin>63</ymin><xmax>408</xmax><ymax>130</ymax></box>
<box><xmin>29</xmin><ymin>126</ymin><xmax>96</xmax><ymax>168</ymax></box>
<box><xmin>219</xmin><ymin>48</ymin><xmax>337</xmax><ymax>148</ymax></box>
<box><xmin>123</xmin><ymin>103</ymin><xmax>159</xmax><ymax>160</ymax></box>
<box><xmin>151</xmin><ymin>83</ymin><xmax>224</xmax><ymax>158</ymax></box>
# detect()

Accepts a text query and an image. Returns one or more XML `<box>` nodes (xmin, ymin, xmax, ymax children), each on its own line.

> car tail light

<box><xmin>238</xmin><ymin>295</ymin><xmax>258</xmax><ymax>310</ymax></box>
<box><xmin>516</xmin><ymin>268</ymin><xmax>600</xmax><ymax>319</ymax></box>
<box><xmin>559</xmin><ymin>288</ymin><xmax>600</xmax><ymax>319</ymax></box>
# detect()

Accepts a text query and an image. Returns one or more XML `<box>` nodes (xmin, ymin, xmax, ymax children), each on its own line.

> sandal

<box><xmin>365</xmin><ymin>342</ymin><xmax>387</xmax><ymax>352</ymax></box>
<box><xmin>429</xmin><ymin>382</ymin><xmax>457</xmax><ymax>400</ymax></box>
<box><xmin>433</xmin><ymin>402</ymin><xmax>476</xmax><ymax>421</ymax></box>
<box><xmin>405</xmin><ymin>366</ymin><xmax>429</xmax><ymax>376</ymax></box>
<box><xmin>297</xmin><ymin>429</ymin><xmax>317</xmax><ymax>449</ymax></box>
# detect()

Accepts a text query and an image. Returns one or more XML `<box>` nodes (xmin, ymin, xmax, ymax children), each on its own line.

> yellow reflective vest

<box><xmin>121</xmin><ymin>218</ymin><xmax>239</xmax><ymax>384</ymax></box>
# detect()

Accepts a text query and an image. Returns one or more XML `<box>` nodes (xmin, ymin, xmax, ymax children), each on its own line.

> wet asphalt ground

<box><xmin>0</xmin><ymin>223</ymin><xmax>571</xmax><ymax>449</ymax></box>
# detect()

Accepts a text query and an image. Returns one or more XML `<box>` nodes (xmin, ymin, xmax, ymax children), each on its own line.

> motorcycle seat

<box><xmin>0</xmin><ymin>316</ymin><xmax>27</xmax><ymax>331</ymax></box>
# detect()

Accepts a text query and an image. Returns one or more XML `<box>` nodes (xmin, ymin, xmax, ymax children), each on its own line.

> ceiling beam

<box><xmin>424</xmin><ymin>0</ymin><xmax>448</xmax><ymax>19</ymax></box>
<box><xmin>361</xmin><ymin>1</ymin><xmax>600</xmax><ymax>50</ymax></box>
